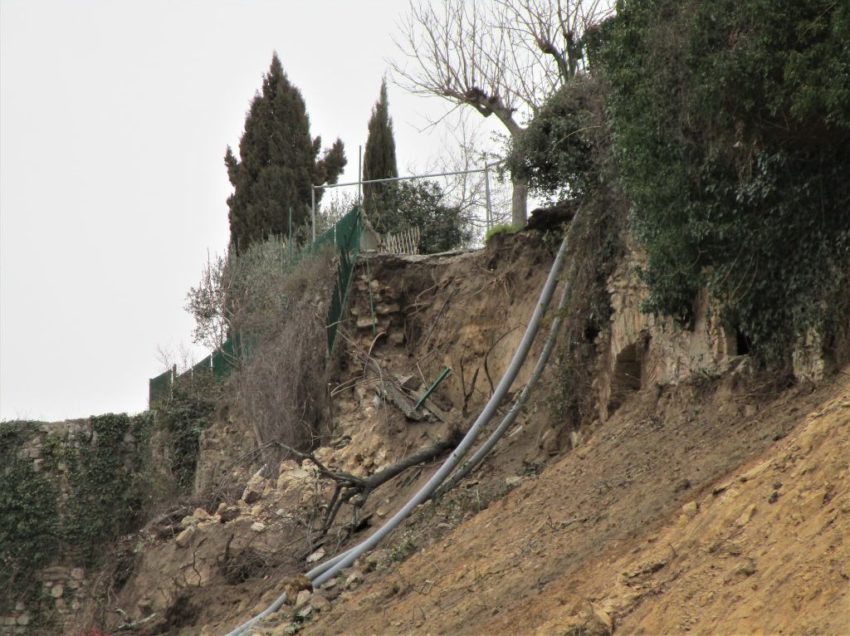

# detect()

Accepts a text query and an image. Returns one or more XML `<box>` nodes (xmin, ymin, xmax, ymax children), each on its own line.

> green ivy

<box><xmin>484</xmin><ymin>223</ymin><xmax>524</xmax><ymax>244</ymax></box>
<box><xmin>155</xmin><ymin>373</ymin><xmax>219</xmax><ymax>493</ymax></box>
<box><xmin>0</xmin><ymin>422</ymin><xmax>60</xmax><ymax>615</ymax></box>
<box><xmin>64</xmin><ymin>413</ymin><xmax>155</xmax><ymax>566</ymax></box>
<box><xmin>595</xmin><ymin>0</ymin><xmax>850</xmax><ymax>364</ymax></box>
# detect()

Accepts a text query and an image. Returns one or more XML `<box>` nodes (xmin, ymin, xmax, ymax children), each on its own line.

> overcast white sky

<box><xmin>0</xmin><ymin>0</ymin><xmax>505</xmax><ymax>421</ymax></box>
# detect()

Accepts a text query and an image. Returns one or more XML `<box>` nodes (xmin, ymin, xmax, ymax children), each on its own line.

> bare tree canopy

<box><xmin>391</xmin><ymin>0</ymin><xmax>611</xmax><ymax>224</ymax></box>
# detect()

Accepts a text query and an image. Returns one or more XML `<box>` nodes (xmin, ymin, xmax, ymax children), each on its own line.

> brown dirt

<box><xmin>301</xmin><ymin>371</ymin><xmax>850</xmax><ymax>635</ymax></box>
<box><xmin>69</xmin><ymin>233</ymin><xmax>850</xmax><ymax>636</ymax></box>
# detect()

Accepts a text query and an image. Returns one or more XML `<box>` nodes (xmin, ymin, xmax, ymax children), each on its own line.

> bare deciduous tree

<box><xmin>392</xmin><ymin>0</ymin><xmax>611</xmax><ymax>225</ymax></box>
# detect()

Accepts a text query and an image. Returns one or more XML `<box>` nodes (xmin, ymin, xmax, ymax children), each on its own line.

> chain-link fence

<box><xmin>312</xmin><ymin>163</ymin><xmax>511</xmax><ymax>253</ymax></box>
<box><xmin>149</xmin><ymin>207</ymin><xmax>363</xmax><ymax>407</ymax></box>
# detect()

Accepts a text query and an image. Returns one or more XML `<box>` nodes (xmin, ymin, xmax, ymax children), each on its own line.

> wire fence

<box><xmin>312</xmin><ymin>162</ymin><xmax>511</xmax><ymax>249</ymax></box>
<box><xmin>149</xmin><ymin>207</ymin><xmax>363</xmax><ymax>406</ymax></box>
<box><xmin>151</xmin><ymin>165</ymin><xmax>509</xmax><ymax>406</ymax></box>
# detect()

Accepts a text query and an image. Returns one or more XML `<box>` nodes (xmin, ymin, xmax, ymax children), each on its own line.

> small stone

<box><xmin>310</xmin><ymin>593</ymin><xmax>331</xmax><ymax>612</ymax></box>
<box><xmin>363</xmin><ymin>550</ymin><xmax>385</xmax><ymax>572</ymax></box>
<box><xmin>250</xmin><ymin>521</ymin><xmax>267</xmax><ymax>533</ymax></box>
<box><xmin>251</xmin><ymin>504</ymin><xmax>263</xmax><ymax>517</ymax></box>
<box><xmin>768</xmin><ymin>491</ymin><xmax>780</xmax><ymax>504</ymax></box>
<box><xmin>306</xmin><ymin>548</ymin><xmax>325</xmax><ymax>564</ymax></box>
<box><xmin>736</xmin><ymin>558</ymin><xmax>757</xmax><ymax>576</ymax></box>
<box><xmin>242</xmin><ymin>488</ymin><xmax>262</xmax><ymax>505</ymax></box>
<box><xmin>16</xmin><ymin>614</ymin><xmax>30</xmax><ymax>626</ymax></box>
<box><xmin>296</xmin><ymin>604</ymin><xmax>313</xmax><ymax>620</ymax></box>
<box><xmin>50</xmin><ymin>585</ymin><xmax>64</xmax><ymax>599</ymax></box>
<box><xmin>175</xmin><ymin>525</ymin><xmax>195</xmax><ymax>548</ymax></box>
<box><xmin>735</xmin><ymin>504</ymin><xmax>757</xmax><ymax>527</ymax></box>
<box><xmin>193</xmin><ymin>507</ymin><xmax>210</xmax><ymax>520</ymax></box>
<box><xmin>505</xmin><ymin>475</ymin><xmax>523</xmax><ymax>488</ymax></box>
<box><xmin>375</xmin><ymin>302</ymin><xmax>400</xmax><ymax>315</ymax></box>
<box><xmin>681</xmin><ymin>501</ymin><xmax>698</xmax><ymax>518</ymax></box>
<box><xmin>179</xmin><ymin>515</ymin><xmax>197</xmax><ymax>529</ymax></box>
<box><xmin>294</xmin><ymin>589</ymin><xmax>312</xmax><ymax>609</ymax></box>
<box><xmin>70</xmin><ymin>567</ymin><xmax>85</xmax><ymax>581</ymax></box>
<box><xmin>14</xmin><ymin>602</ymin><xmax>24</xmax><ymax>612</ymax></box>
<box><xmin>345</xmin><ymin>571</ymin><xmax>363</xmax><ymax>589</ymax></box>
<box><xmin>219</xmin><ymin>506</ymin><xmax>240</xmax><ymax>523</ymax></box>
<box><xmin>356</xmin><ymin>316</ymin><xmax>377</xmax><ymax>330</ymax></box>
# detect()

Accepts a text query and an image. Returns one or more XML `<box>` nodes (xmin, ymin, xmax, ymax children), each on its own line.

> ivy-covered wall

<box><xmin>0</xmin><ymin>414</ymin><xmax>155</xmax><ymax>632</ymax></box>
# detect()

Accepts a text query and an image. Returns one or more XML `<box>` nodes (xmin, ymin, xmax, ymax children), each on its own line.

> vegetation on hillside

<box><xmin>512</xmin><ymin>0</ymin><xmax>850</xmax><ymax>368</ymax></box>
<box><xmin>596</xmin><ymin>0</ymin><xmax>850</xmax><ymax>363</ymax></box>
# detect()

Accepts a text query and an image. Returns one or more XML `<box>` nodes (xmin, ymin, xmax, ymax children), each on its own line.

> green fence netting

<box><xmin>320</xmin><ymin>207</ymin><xmax>363</xmax><ymax>353</ymax></box>
<box><xmin>149</xmin><ymin>368</ymin><xmax>173</xmax><ymax>405</ymax></box>
<box><xmin>149</xmin><ymin>207</ymin><xmax>363</xmax><ymax>407</ymax></box>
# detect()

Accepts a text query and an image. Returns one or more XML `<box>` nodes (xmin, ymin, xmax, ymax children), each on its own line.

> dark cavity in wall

<box><xmin>609</xmin><ymin>340</ymin><xmax>645</xmax><ymax>413</ymax></box>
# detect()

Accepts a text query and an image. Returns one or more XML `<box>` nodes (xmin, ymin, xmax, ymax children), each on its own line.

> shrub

<box><xmin>231</xmin><ymin>247</ymin><xmax>338</xmax><ymax>467</ymax></box>
<box><xmin>372</xmin><ymin>180</ymin><xmax>472</xmax><ymax>253</ymax></box>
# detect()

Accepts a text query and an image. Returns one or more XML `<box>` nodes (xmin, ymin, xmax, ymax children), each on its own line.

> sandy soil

<box><xmin>302</xmin><ymin>372</ymin><xmax>849</xmax><ymax>635</ymax></box>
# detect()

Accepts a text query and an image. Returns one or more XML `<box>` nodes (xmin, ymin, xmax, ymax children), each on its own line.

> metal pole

<box><xmin>311</xmin><ymin>186</ymin><xmax>316</xmax><ymax>242</ymax></box>
<box><xmin>318</xmin><ymin>167</ymin><xmax>490</xmax><ymax>191</ymax></box>
<box><xmin>358</xmin><ymin>144</ymin><xmax>363</xmax><ymax>205</ymax></box>
<box><xmin>484</xmin><ymin>160</ymin><xmax>493</xmax><ymax>231</ymax></box>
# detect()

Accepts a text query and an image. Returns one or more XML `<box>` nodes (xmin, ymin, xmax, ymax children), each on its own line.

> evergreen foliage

<box><xmin>387</xmin><ymin>181</ymin><xmax>471</xmax><ymax>253</ymax></box>
<box><xmin>225</xmin><ymin>53</ymin><xmax>346</xmax><ymax>253</ymax></box>
<box><xmin>508</xmin><ymin>75</ymin><xmax>603</xmax><ymax>203</ymax></box>
<box><xmin>362</xmin><ymin>79</ymin><xmax>399</xmax><ymax>230</ymax></box>
<box><xmin>592</xmin><ymin>0</ymin><xmax>850</xmax><ymax>363</ymax></box>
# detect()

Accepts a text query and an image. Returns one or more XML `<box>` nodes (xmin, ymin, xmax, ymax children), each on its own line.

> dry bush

<box><xmin>232</xmin><ymin>247</ymin><xmax>339</xmax><ymax>470</ymax></box>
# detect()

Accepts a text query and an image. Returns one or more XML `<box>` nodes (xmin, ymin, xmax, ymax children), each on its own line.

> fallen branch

<box><xmin>280</xmin><ymin>429</ymin><xmax>462</xmax><ymax>540</ymax></box>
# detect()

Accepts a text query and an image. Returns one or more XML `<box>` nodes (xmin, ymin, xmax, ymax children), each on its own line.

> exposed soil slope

<box><xmin>58</xmin><ymin>233</ymin><xmax>848</xmax><ymax>636</ymax></box>
<box><xmin>303</xmin><ymin>372</ymin><xmax>850</xmax><ymax>635</ymax></box>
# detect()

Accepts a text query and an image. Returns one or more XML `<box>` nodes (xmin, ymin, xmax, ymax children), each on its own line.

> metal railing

<box><xmin>311</xmin><ymin>162</ymin><xmax>502</xmax><ymax>243</ymax></box>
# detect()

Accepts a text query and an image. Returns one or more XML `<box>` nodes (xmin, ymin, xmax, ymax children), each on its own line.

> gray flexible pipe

<box><xmin>308</xmin><ymin>247</ymin><xmax>573</xmax><ymax>578</ymax></box>
<box><xmin>308</xmin><ymin>275</ymin><xmax>571</xmax><ymax>577</ymax></box>
<box><xmin>309</xmin><ymin>234</ymin><xmax>569</xmax><ymax>589</ymax></box>
<box><xmin>226</xmin><ymin>235</ymin><xmax>569</xmax><ymax>635</ymax></box>
<box><xmin>435</xmin><ymin>264</ymin><xmax>572</xmax><ymax>497</ymax></box>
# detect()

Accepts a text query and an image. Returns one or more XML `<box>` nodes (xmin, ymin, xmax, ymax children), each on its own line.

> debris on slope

<box><xmin>302</xmin><ymin>372</ymin><xmax>849</xmax><ymax>635</ymax></box>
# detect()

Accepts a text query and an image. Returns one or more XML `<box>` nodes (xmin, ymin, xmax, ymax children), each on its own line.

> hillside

<box><xmin>8</xmin><ymin>230</ymin><xmax>836</xmax><ymax>636</ymax></box>
<box><xmin>302</xmin><ymin>355</ymin><xmax>850</xmax><ymax>635</ymax></box>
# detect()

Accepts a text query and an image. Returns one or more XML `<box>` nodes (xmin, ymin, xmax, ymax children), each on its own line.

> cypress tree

<box><xmin>225</xmin><ymin>53</ymin><xmax>346</xmax><ymax>253</ymax></box>
<box><xmin>362</xmin><ymin>79</ymin><xmax>399</xmax><ymax>232</ymax></box>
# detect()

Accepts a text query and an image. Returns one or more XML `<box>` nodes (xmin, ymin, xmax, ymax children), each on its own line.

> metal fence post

<box><xmin>484</xmin><ymin>160</ymin><xmax>493</xmax><ymax>232</ymax></box>
<box><xmin>311</xmin><ymin>187</ymin><xmax>316</xmax><ymax>243</ymax></box>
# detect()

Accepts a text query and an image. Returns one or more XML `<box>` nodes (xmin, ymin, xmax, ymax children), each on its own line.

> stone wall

<box><xmin>593</xmin><ymin>238</ymin><xmax>834</xmax><ymax>422</ymax></box>
<box><xmin>1</xmin><ymin>416</ymin><xmax>150</xmax><ymax>635</ymax></box>
<box><xmin>0</xmin><ymin>566</ymin><xmax>89</xmax><ymax>635</ymax></box>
